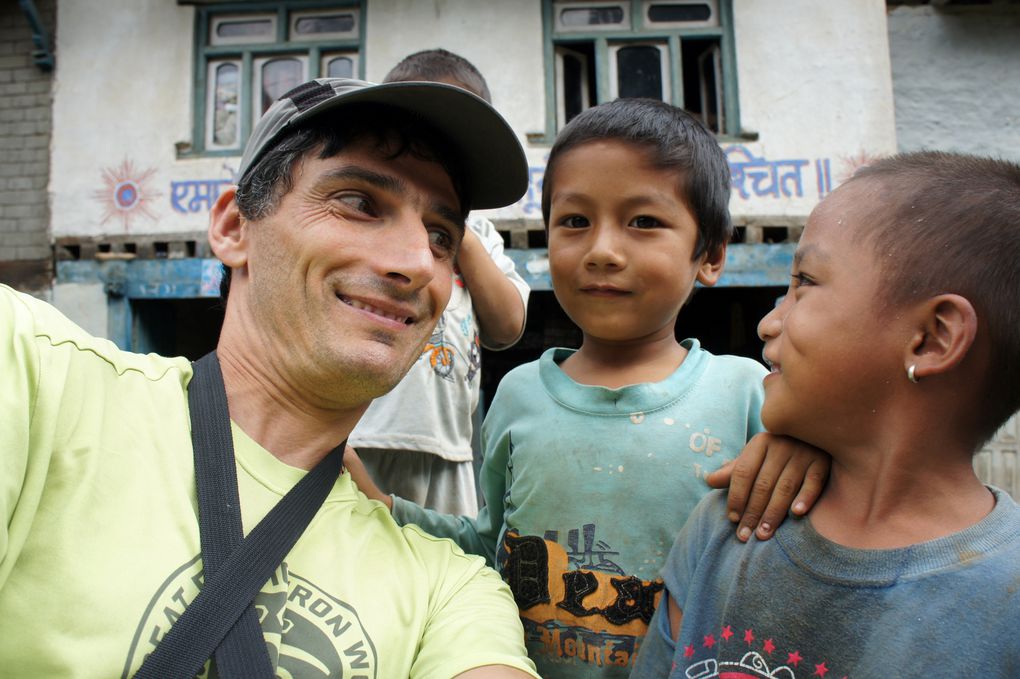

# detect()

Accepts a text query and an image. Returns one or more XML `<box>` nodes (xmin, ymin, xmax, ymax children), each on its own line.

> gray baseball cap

<box><xmin>237</xmin><ymin>77</ymin><xmax>528</xmax><ymax>211</ymax></box>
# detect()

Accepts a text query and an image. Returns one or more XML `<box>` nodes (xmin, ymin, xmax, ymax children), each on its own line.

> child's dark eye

<box><xmin>791</xmin><ymin>272</ymin><xmax>814</xmax><ymax>289</ymax></box>
<box><xmin>630</xmin><ymin>215</ymin><xmax>661</xmax><ymax>229</ymax></box>
<box><xmin>559</xmin><ymin>215</ymin><xmax>590</xmax><ymax>229</ymax></box>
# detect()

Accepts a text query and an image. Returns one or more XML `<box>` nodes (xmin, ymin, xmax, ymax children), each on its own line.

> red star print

<box><xmin>787</xmin><ymin>651</ymin><xmax>803</xmax><ymax>667</ymax></box>
<box><xmin>684</xmin><ymin>645</ymin><xmax>695</xmax><ymax>658</ymax></box>
<box><xmin>813</xmin><ymin>662</ymin><xmax>829</xmax><ymax>677</ymax></box>
<box><xmin>703</xmin><ymin>634</ymin><xmax>717</xmax><ymax>648</ymax></box>
<box><xmin>762</xmin><ymin>639</ymin><xmax>776</xmax><ymax>654</ymax></box>
<box><xmin>743</xmin><ymin>629</ymin><xmax>755</xmax><ymax>645</ymax></box>
<box><xmin>720</xmin><ymin>625</ymin><xmax>734</xmax><ymax>641</ymax></box>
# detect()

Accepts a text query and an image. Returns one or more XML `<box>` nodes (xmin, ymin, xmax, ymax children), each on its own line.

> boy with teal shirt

<box><xmin>349</xmin><ymin>98</ymin><xmax>828</xmax><ymax>678</ymax></box>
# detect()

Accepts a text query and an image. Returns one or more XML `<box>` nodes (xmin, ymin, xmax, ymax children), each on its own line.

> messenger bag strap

<box><xmin>134</xmin><ymin>351</ymin><xmax>344</xmax><ymax>679</ymax></box>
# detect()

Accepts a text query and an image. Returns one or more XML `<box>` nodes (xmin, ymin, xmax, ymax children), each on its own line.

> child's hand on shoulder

<box><xmin>344</xmin><ymin>445</ymin><xmax>394</xmax><ymax>511</ymax></box>
<box><xmin>705</xmin><ymin>433</ymin><xmax>830</xmax><ymax>542</ymax></box>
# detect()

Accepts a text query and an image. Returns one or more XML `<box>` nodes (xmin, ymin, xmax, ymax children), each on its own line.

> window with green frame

<box><xmin>542</xmin><ymin>0</ymin><xmax>739</xmax><ymax>138</ymax></box>
<box><xmin>186</xmin><ymin>1</ymin><xmax>363</xmax><ymax>157</ymax></box>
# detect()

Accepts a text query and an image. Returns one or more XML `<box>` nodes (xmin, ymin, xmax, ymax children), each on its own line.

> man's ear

<box><xmin>906</xmin><ymin>294</ymin><xmax>978</xmax><ymax>381</ymax></box>
<box><xmin>696</xmin><ymin>242</ymin><xmax>726</xmax><ymax>288</ymax></box>
<box><xmin>209</xmin><ymin>186</ymin><xmax>248</xmax><ymax>269</ymax></box>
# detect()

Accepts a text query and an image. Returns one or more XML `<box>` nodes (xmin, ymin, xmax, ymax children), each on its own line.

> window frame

<box><xmin>186</xmin><ymin>1</ymin><xmax>364</xmax><ymax>159</ymax></box>
<box><xmin>540</xmin><ymin>0</ymin><xmax>740</xmax><ymax>143</ymax></box>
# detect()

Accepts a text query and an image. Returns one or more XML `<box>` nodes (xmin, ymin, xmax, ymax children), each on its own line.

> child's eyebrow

<box><xmin>549</xmin><ymin>189</ymin><xmax>590</xmax><ymax>205</ymax></box>
<box><xmin>793</xmin><ymin>244</ymin><xmax>827</xmax><ymax>267</ymax></box>
<box><xmin>552</xmin><ymin>190</ymin><xmax>676</xmax><ymax>211</ymax></box>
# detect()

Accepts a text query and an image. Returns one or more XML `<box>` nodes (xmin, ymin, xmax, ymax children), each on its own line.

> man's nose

<box><xmin>378</xmin><ymin>215</ymin><xmax>437</xmax><ymax>289</ymax></box>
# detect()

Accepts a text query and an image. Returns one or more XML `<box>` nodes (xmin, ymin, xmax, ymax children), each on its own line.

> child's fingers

<box><xmin>743</xmin><ymin>446</ymin><xmax>831</xmax><ymax>541</ymax></box>
<box><xmin>732</xmin><ymin>443</ymin><xmax>795</xmax><ymax>541</ymax></box>
<box><xmin>723</xmin><ymin>433</ymin><xmax>777</xmax><ymax>528</ymax></box>
<box><xmin>704</xmin><ymin>459</ymin><xmax>733</xmax><ymax>489</ymax></box>
<box><xmin>790</xmin><ymin>456</ymin><xmax>831</xmax><ymax>516</ymax></box>
<box><xmin>746</xmin><ymin>462</ymin><xmax>808</xmax><ymax>541</ymax></box>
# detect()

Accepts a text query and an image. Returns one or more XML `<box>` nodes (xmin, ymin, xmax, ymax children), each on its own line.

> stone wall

<box><xmin>0</xmin><ymin>0</ymin><xmax>55</xmax><ymax>293</ymax></box>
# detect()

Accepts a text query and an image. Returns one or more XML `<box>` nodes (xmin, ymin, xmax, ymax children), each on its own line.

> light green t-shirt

<box><xmin>0</xmin><ymin>285</ymin><xmax>537</xmax><ymax>679</ymax></box>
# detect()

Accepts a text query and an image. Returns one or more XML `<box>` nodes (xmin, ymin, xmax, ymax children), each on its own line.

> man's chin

<box><xmin>353</xmin><ymin>354</ymin><xmax>422</xmax><ymax>398</ymax></box>
<box><xmin>313</xmin><ymin>336</ymin><xmax>426</xmax><ymax>400</ymax></box>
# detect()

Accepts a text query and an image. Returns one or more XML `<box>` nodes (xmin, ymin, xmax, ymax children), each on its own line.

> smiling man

<box><xmin>0</xmin><ymin>79</ymin><xmax>538</xmax><ymax>678</ymax></box>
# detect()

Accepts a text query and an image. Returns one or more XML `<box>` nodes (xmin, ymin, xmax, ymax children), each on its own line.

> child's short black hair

<box><xmin>383</xmin><ymin>48</ymin><xmax>491</xmax><ymax>104</ymax></box>
<box><xmin>847</xmin><ymin>151</ymin><xmax>1020</xmax><ymax>442</ymax></box>
<box><xmin>541</xmin><ymin>98</ymin><xmax>732</xmax><ymax>260</ymax></box>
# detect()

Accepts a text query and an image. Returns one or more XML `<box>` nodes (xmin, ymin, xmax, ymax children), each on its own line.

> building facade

<box><xmin>2</xmin><ymin>0</ymin><xmax>1016</xmax><ymax>496</ymax></box>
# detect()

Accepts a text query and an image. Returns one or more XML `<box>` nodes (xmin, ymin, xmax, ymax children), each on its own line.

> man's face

<box><xmin>239</xmin><ymin>136</ymin><xmax>464</xmax><ymax>404</ymax></box>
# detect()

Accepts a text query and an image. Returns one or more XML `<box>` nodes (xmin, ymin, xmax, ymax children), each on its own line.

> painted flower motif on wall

<box><xmin>93</xmin><ymin>159</ymin><xmax>162</xmax><ymax>231</ymax></box>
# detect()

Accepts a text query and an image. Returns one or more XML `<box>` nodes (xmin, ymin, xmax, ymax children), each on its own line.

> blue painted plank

<box><xmin>56</xmin><ymin>243</ymin><xmax>796</xmax><ymax>302</ymax></box>
<box><xmin>504</xmin><ymin>243</ymin><xmax>796</xmax><ymax>291</ymax></box>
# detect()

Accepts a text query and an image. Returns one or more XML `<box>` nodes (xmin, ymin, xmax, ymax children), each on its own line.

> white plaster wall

<box><xmin>365</xmin><ymin>0</ymin><xmax>546</xmax><ymax>138</ymax></box>
<box><xmin>887</xmin><ymin>5</ymin><xmax>1020</xmax><ymax>161</ymax></box>
<box><xmin>729</xmin><ymin>0</ymin><xmax>897</xmax><ymax>216</ymax></box>
<box><xmin>485</xmin><ymin>0</ymin><xmax>899</xmax><ymax>223</ymax></box>
<box><xmin>48</xmin><ymin>0</ymin><xmax>897</xmax><ymax>236</ymax></box>
<box><xmin>51</xmin><ymin>0</ymin><xmax>229</xmax><ymax>239</ymax></box>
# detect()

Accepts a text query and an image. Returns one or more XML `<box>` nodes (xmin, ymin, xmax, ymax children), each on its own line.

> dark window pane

<box><xmin>295</xmin><ymin>14</ymin><xmax>355</xmax><ymax>35</ymax></box>
<box><xmin>563</xmin><ymin>54</ymin><xmax>584</xmax><ymax>123</ymax></box>
<box><xmin>648</xmin><ymin>3</ymin><xmax>712</xmax><ymax>23</ymax></box>
<box><xmin>617</xmin><ymin>46</ymin><xmax>662</xmax><ymax>99</ymax></box>
<box><xmin>699</xmin><ymin>46</ymin><xmax>721</xmax><ymax>132</ymax></box>
<box><xmin>261</xmin><ymin>59</ymin><xmax>303</xmax><ymax>114</ymax></box>
<box><xmin>213</xmin><ymin>63</ymin><xmax>238</xmax><ymax>146</ymax></box>
<box><xmin>560</xmin><ymin>6</ymin><xmax>625</xmax><ymax>27</ymax></box>
<box><xmin>681</xmin><ymin>38</ymin><xmax>723</xmax><ymax>133</ymax></box>
<box><xmin>216</xmin><ymin>19</ymin><xmax>273</xmax><ymax>38</ymax></box>
<box><xmin>327</xmin><ymin>57</ymin><xmax>354</xmax><ymax>78</ymax></box>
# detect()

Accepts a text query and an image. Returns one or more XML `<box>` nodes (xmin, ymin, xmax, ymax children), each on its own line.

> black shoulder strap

<box><xmin>135</xmin><ymin>351</ymin><xmax>344</xmax><ymax>679</ymax></box>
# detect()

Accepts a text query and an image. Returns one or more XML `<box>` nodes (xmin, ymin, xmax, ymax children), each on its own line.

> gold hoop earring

<box><xmin>907</xmin><ymin>365</ymin><xmax>919</xmax><ymax>384</ymax></box>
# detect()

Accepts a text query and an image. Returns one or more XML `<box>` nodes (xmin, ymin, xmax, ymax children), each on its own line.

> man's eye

<box><xmin>630</xmin><ymin>215</ymin><xmax>661</xmax><ymax>229</ymax></box>
<box><xmin>337</xmin><ymin>194</ymin><xmax>375</xmax><ymax>216</ymax></box>
<box><xmin>559</xmin><ymin>215</ymin><xmax>589</xmax><ymax>228</ymax></box>
<box><xmin>429</xmin><ymin>229</ymin><xmax>455</xmax><ymax>256</ymax></box>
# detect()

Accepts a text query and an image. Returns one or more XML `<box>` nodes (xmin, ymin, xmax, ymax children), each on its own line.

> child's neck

<box><xmin>559</xmin><ymin>333</ymin><xmax>687</xmax><ymax>388</ymax></box>
<box><xmin>809</xmin><ymin>445</ymin><xmax>994</xmax><ymax>549</ymax></box>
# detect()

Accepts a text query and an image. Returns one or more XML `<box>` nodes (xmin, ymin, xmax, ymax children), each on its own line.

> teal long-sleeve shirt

<box><xmin>391</xmin><ymin>339</ymin><xmax>766</xmax><ymax>679</ymax></box>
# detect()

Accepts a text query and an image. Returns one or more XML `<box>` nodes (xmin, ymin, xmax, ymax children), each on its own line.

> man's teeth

<box><xmin>341</xmin><ymin>296</ymin><xmax>410</xmax><ymax>324</ymax></box>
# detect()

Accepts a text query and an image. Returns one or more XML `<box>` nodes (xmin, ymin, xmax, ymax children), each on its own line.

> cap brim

<box><xmin>246</xmin><ymin>79</ymin><xmax>528</xmax><ymax>212</ymax></box>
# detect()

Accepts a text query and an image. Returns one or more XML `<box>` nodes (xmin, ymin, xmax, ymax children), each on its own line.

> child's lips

<box><xmin>580</xmin><ymin>284</ymin><xmax>630</xmax><ymax>297</ymax></box>
<box><xmin>762</xmin><ymin>351</ymin><xmax>781</xmax><ymax>374</ymax></box>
